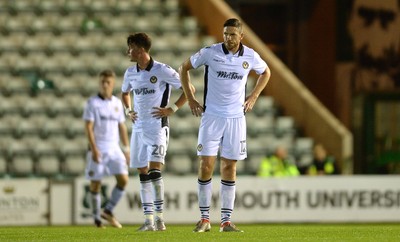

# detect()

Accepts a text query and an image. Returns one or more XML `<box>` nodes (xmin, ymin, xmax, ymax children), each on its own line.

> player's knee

<box><xmin>221</xmin><ymin>159</ymin><xmax>236</xmax><ymax>170</ymax></box>
<box><xmin>116</xmin><ymin>179</ymin><xmax>128</xmax><ymax>188</ymax></box>
<box><xmin>90</xmin><ymin>181</ymin><xmax>101</xmax><ymax>193</ymax></box>
<box><xmin>199</xmin><ymin>162</ymin><xmax>213</xmax><ymax>176</ymax></box>
<box><xmin>221</xmin><ymin>166</ymin><xmax>236</xmax><ymax>179</ymax></box>
<box><xmin>139</xmin><ymin>173</ymin><xmax>150</xmax><ymax>182</ymax></box>
<box><xmin>115</xmin><ymin>175</ymin><xmax>128</xmax><ymax>188</ymax></box>
<box><xmin>148</xmin><ymin>169</ymin><xmax>162</xmax><ymax>180</ymax></box>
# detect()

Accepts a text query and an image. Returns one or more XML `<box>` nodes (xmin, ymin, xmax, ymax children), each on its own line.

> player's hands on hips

<box><xmin>151</xmin><ymin>107</ymin><xmax>173</xmax><ymax>118</ymax></box>
<box><xmin>243</xmin><ymin>94</ymin><xmax>258</xmax><ymax>113</ymax></box>
<box><xmin>126</xmin><ymin>110</ymin><xmax>138</xmax><ymax>123</ymax></box>
<box><xmin>188</xmin><ymin>98</ymin><xmax>203</xmax><ymax>117</ymax></box>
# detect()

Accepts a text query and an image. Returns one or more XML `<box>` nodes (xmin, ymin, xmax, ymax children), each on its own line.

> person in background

<box><xmin>179</xmin><ymin>18</ymin><xmax>271</xmax><ymax>233</ymax></box>
<box><xmin>258</xmin><ymin>146</ymin><xmax>300</xmax><ymax>177</ymax></box>
<box><xmin>307</xmin><ymin>144</ymin><xmax>338</xmax><ymax>175</ymax></box>
<box><xmin>83</xmin><ymin>69</ymin><xmax>130</xmax><ymax>228</ymax></box>
<box><xmin>121</xmin><ymin>32</ymin><xmax>192</xmax><ymax>231</ymax></box>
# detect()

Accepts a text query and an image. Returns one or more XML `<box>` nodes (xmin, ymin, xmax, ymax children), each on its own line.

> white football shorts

<box><xmin>85</xmin><ymin>144</ymin><xmax>128</xmax><ymax>180</ymax></box>
<box><xmin>197</xmin><ymin>113</ymin><xmax>247</xmax><ymax>160</ymax></box>
<box><xmin>130</xmin><ymin>126</ymin><xmax>169</xmax><ymax>168</ymax></box>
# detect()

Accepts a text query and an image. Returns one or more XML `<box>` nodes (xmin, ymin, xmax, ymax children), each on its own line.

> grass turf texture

<box><xmin>1</xmin><ymin>224</ymin><xmax>400</xmax><ymax>242</ymax></box>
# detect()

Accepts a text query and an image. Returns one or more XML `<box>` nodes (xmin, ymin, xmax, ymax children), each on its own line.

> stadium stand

<box><xmin>293</xmin><ymin>137</ymin><xmax>315</xmax><ymax>173</ymax></box>
<box><xmin>36</xmin><ymin>154</ymin><xmax>62</xmax><ymax>177</ymax></box>
<box><xmin>166</xmin><ymin>153</ymin><xmax>193</xmax><ymax>175</ymax></box>
<box><xmin>0</xmin><ymin>0</ymin><xmax>316</xmax><ymax>178</ymax></box>
<box><xmin>62</xmin><ymin>153</ymin><xmax>86</xmax><ymax>177</ymax></box>
<box><xmin>9</xmin><ymin>154</ymin><xmax>36</xmax><ymax>177</ymax></box>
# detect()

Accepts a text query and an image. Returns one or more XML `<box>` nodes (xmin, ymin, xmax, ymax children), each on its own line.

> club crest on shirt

<box><xmin>150</xmin><ymin>76</ymin><xmax>158</xmax><ymax>83</ymax></box>
<box><xmin>242</xmin><ymin>61</ymin><xmax>249</xmax><ymax>69</ymax></box>
<box><xmin>197</xmin><ymin>144</ymin><xmax>203</xmax><ymax>151</ymax></box>
<box><xmin>114</xmin><ymin>106</ymin><xmax>119</xmax><ymax>112</ymax></box>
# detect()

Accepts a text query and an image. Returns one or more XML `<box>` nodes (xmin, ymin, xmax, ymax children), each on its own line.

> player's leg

<box><xmin>85</xmin><ymin>151</ymin><xmax>106</xmax><ymax>228</ymax></box>
<box><xmin>131</xmin><ymin>131</ymin><xmax>155</xmax><ymax>231</ymax></box>
<box><xmin>218</xmin><ymin>116</ymin><xmax>246</xmax><ymax>232</ymax></box>
<box><xmin>193</xmin><ymin>155</ymin><xmax>216</xmax><ymax>232</ymax></box>
<box><xmin>104</xmin><ymin>174</ymin><xmax>128</xmax><ymax>212</ymax></box>
<box><xmin>148</xmin><ymin>126</ymin><xmax>168</xmax><ymax>231</ymax></box>
<box><xmin>100</xmin><ymin>147</ymin><xmax>129</xmax><ymax>228</ymax></box>
<box><xmin>89</xmin><ymin>180</ymin><xmax>104</xmax><ymax>228</ymax></box>
<box><xmin>100</xmin><ymin>174</ymin><xmax>128</xmax><ymax>228</ymax></box>
<box><xmin>148</xmin><ymin>162</ymin><xmax>165</xmax><ymax>231</ymax></box>
<box><xmin>137</xmin><ymin>166</ymin><xmax>155</xmax><ymax>231</ymax></box>
<box><xmin>193</xmin><ymin>113</ymin><xmax>223</xmax><ymax>232</ymax></box>
<box><xmin>198</xmin><ymin>156</ymin><xmax>217</xmax><ymax>223</ymax></box>
<box><xmin>219</xmin><ymin>158</ymin><xmax>242</xmax><ymax>232</ymax></box>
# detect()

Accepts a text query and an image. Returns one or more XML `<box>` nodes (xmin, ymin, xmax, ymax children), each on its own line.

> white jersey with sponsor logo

<box><xmin>121</xmin><ymin>58</ymin><xmax>181</xmax><ymax>132</ymax></box>
<box><xmin>82</xmin><ymin>94</ymin><xmax>126</xmax><ymax>146</ymax></box>
<box><xmin>190</xmin><ymin>43</ymin><xmax>267</xmax><ymax>118</ymax></box>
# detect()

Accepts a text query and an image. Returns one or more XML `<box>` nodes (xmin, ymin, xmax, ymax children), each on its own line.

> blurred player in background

<box><xmin>179</xmin><ymin>18</ymin><xmax>271</xmax><ymax>232</ymax></box>
<box><xmin>121</xmin><ymin>33</ymin><xmax>192</xmax><ymax>231</ymax></box>
<box><xmin>83</xmin><ymin>69</ymin><xmax>130</xmax><ymax>228</ymax></box>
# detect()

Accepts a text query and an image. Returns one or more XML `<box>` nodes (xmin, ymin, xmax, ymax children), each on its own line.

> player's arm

<box><xmin>121</xmin><ymin>92</ymin><xmax>137</xmax><ymax>122</ymax></box>
<box><xmin>118</xmin><ymin>122</ymin><xmax>130</xmax><ymax>165</ymax></box>
<box><xmin>244</xmin><ymin>66</ymin><xmax>271</xmax><ymax>113</ymax></box>
<box><xmin>179</xmin><ymin>59</ymin><xmax>203</xmax><ymax>117</ymax></box>
<box><xmin>84</xmin><ymin>120</ymin><xmax>101</xmax><ymax>163</ymax></box>
<box><xmin>151</xmin><ymin>84</ymin><xmax>195</xmax><ymax>118</ymax></box>
<box><xmin>121</xmin><ymin>91</ymin><xmax>132</xmax><ymax>112</ymax></box>
<box><xmin>179</xmin><ymin>59</ymin><xmax>195</xmax><ymax>101</ymax></box>
<box><xmin>175</xmin><ymin>84</ymin><xmax>195</xmax><ymax>108</ymax></box>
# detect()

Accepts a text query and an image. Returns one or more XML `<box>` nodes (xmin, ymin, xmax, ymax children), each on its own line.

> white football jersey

<box><xmin>121</xmin><ymin>58</ymin><xmax>181</xmax><ymax>131</ymax></box>
<box><xmin>82</xmin><ymin>94</ymin><xmax>126</xmax><ymax>145</ymax></box>
<box><xmin>190</xmin><ymin>43</ymin><xmax>267</xmax><ymax>118</ymax></box>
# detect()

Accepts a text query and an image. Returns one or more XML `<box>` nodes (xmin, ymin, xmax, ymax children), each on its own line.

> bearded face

<box><xmin>348</xmin><ymin>0</ymin><xmax>400</xmax><ymax>90</ymax></box>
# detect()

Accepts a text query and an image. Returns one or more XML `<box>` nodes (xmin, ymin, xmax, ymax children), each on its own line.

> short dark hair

<box><xmin>99</xmin><ymin>69</ymin><xmax>116</xmax><ymax>78</ymax></box>
<box><xmin>127</xmin><ymin>32</ymin><xmax>152</xmax><ymax>52</ymax></box>
<box><xmin>223</xmin><ymin>18</ymin><xmax>243</xmax><ymax>31</ymax></box>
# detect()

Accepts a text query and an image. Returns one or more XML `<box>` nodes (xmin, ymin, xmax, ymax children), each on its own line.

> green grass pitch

<box><xmin>1</xmin><ymin>224</ymin><xmax>400</xmax><ymax>242</ymax></box>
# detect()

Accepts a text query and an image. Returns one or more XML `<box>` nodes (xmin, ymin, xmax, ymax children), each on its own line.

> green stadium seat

<box><xmin>246</xmin><ymin>112</ymin><xmax>274</xmax><ymax>138</ymax></box>
<box><xmin>36</xmin><ymin>154</ymin><xmax>62</xmax><ymax>177</ymax></box>
<box><xmin>62</xmin><ymin>153</ymin><xmax>86</xmax><ymax>176</ymax></box>
<box><xmin>274</xmin><ymin>116</ymin><xmax>296</xmax><ymax>139</ymax></box>
<box><xmin>9</xmin><ymin>154</ymin><xmax>36</xmax><ymax>177</ymax></box>
<box><xmin>166</xmin><ymin>153</ymin><xmax>193</xmax><ymax>175</ymax></box>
